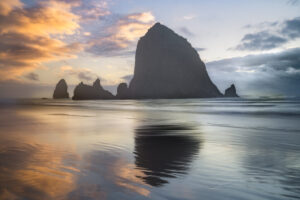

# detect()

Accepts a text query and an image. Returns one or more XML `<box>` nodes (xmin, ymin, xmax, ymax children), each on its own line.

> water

<box><xmin>0</xmin><ymin>98</ymin><xmax>299</xmax><ymax>200</ymax></box>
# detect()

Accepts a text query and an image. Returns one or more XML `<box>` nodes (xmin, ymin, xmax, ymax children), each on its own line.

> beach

<box><xmin>0</xmin><ymin>98</ymin><xmax>299</xmax><ymax>200</ymax></box>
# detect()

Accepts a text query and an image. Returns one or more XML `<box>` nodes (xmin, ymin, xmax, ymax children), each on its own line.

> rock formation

<box><xmin>72</xmin><ymin>78</ymin><xmax>114</xmax><ymax>100</ymax></box>
<box><xmin>224</xmin><ymin>84</ymin><xmax>239</xmax><ymax>97</ymax></box>
<box><xmin>53</xmin><ymin>79</ymin><xmax>69</xmax><ymax>99</ymax></box>
<box><xmin>129</xmin><ymin>22</ymin><xmax>223</xmax><ymax>99</ymax></box>
<box><xmin>116</xmin><ymin>83</ymin><xmax>131</xmax><ymax>99</ymax></box>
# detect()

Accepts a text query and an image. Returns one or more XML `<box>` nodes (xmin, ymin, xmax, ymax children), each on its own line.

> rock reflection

<box><xmin>134</xmin><ymin>124</ymin><xmax>202</xmax><ymax>187</ymax></box>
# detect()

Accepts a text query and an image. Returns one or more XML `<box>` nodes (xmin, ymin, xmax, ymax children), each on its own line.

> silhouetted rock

<box><xmin>53</xmin><ymin>79</ymin><xmax>69</xmax><ymax>99</ymax></box>
<box><xmin>224</xmin><ymin>84</ymin><xmax>239</xmax><ymax>97</ymax></box>
<box><xmin>72</xmin><ymin>78</ymin><xmax>114</xmax><ymax>100</ymax></box>
<box><xmin>129</xmin><ymin>22</ymin><xmax>223</xmax><ymax>99</ymax></box>
<box><xmin>116</xmin><ymin>83</ymin><xmax>130</xmax><ymax>99</ymax></box>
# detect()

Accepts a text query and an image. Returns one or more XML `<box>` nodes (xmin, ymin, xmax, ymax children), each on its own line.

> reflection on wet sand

<box><xmin>242</xmin><ymin>130</ymin><xmax>300</xmax><ymax>199</ymax></box>
<box><xmin>134</xmin><ymin>124</ymin><xmax>202</xmax><ymax>187</ymax></box>
<box><xmin>0</xmin><ymin>141</ymin><xmax>79</xmax><ymax>200</ymax></box>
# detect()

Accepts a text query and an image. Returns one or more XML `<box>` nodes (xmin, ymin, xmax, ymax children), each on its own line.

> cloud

<box><xmin>0</xmin><ymin>0</ymin><xmax>82</xmax><ymax>81</ymax></box>
<box><xmin>121</xmin><ymin>74</ymin><xmax>133</xmax><ymax>82</ymax></box>
<box><xmin>24</xmin><ymin>72</ymin><xmax>39</xmax><ymax>81</ymax></box>
<box><xmin>86</xmin><ymin>12</ymin><xmax>155</xmax><ymax>56</ymax></box>
<box><xmin>287</xmin><ymin>0</ymin><xmax>300</xmax><ymax>5</ymax></box>
<box><xmin>60</xmin><ymin>65</ymin><xmax>98</xmax><ymax>81</ymax></box>
<box><xmin>195</xmin><ymin>47</ymin><xmax>206</xmax><ymax>52</ymax></box>
<box><xmin>207</xmin><ymin>48</ymin><xmax>300</xmax><ymax>96</ymax></box>
<box><xmin>234</xmin><ymin>16</ymin><xmax>300</xmax><ymax>51</ymax></box>
<box><xmin>235</xmin><ymin>31</ymin><xmax>287</xmax><ymax>51</ymax></box>
<box><xmin>178</xmin><ymin>27</ymin><xmax>194</xmax><ymax>37</ymax></box>
<box><xmin>75</xmin><ymin>0</ymin><xmax>110</xmax><ymax>22</ymax></box>
<box><xmin>281</xmin><ymin>17</ymin><xmax>300</xmax><ymax>39</ymax></box>
<box><xmin>0</xmin><ymin>0</ymin><xmax>23</xmax><ymax>16</ymax></box>
<box><xmin>183</xmin><ymin>15</ymin><xmax>196</xmax><ymax>20</ymax></box>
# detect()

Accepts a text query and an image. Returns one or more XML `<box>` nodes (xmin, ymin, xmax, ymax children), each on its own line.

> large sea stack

<box><xmin>53</xmin><ymin>79</ymin><xmax>69</xmax><ymax>99</ymax></box>
<box><xmin>72</xmin><ymin>78</ymin><xmax>114</xmax><ymax>100</ymax></box>
<box><xmin>129</xmin><ymin>23</ymin><xmax>223</xmax><ymax>99</ymax></box>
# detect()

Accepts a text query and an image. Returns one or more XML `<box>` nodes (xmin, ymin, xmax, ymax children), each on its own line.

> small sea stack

<box><xmin>224</xmin><ymin>84</ymin><xmax>239</xmax><ymax>97</ymax></box>
<box><xmin>53</xmin><ymin>79</ymin><xmax>69</xmax><ymax>99</ymax></box>
<box><xmin>72</xmin><ymin>78</ymin><xmax>114</xmax><ymax>100</ymax></box>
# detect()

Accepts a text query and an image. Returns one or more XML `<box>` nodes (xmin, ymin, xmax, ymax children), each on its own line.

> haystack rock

<box><xmin>224</xmin><ymin>84</ymin><xmax>239</xmax><ymax>97</ymax></box>
<box><xmin>116</xmin><ymin>83</ymin><xmax>131</xmax><ymax>99</ymax></box>
<box><xmin>53</xmin><ymin>79</ymin><xmax>69</xmax><ymax>99</ymax></box>
<box><xmin>129</xmin><ymin>22</ymin><xmax>223</xmax><ymax>99</ymax></box>
<box><xmin>72</xmin><ymin>78</ymin><xmax>114</xmax><ymax>100</ymax></box>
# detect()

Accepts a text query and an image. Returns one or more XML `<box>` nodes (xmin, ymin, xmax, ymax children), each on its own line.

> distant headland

<box><xmin>53</xmin><ymin>22</ymin><xmax>238</xmax><ymax>100</ymax></box>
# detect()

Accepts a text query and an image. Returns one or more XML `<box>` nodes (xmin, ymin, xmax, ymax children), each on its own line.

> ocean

<box><xmin>0</xmin><ymin>98</ymin><xmax>299</xmax><ymax>200</ymax></box>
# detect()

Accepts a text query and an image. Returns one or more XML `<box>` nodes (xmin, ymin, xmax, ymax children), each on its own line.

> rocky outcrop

<box><xmin>72</xmin><ymin>78</ymin><xmax>114</xmax><ymax>100</ymax></box>
<box><xmin>224</xmin><ymin>84</ymin><xmax>239</xmax><ymax>97</ymax></box>
<box><xmin>53</xmin><ymin>79</ymin><xmax>69</xmax><ymax>99</ymax></box>
<box><xmin>129</xmin><ymin>22</ymin><xmax>223</xmax><ymax>99</ymax></box>
<box><xmin>116</xmin><ymin>83</ymin><xmax>131</xmax><ymax>99</ymax></box>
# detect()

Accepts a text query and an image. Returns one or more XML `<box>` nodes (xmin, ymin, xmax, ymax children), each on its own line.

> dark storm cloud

<box><xmin>235</xmin><ymin>31</ymin><xmax>287</xmax><ymax>51</ymax></box>
<box><xmin>207</xmin><ymin>48</ymin><xmax>300</xmax><ymax>96</ymax></box>
<box><xmin>281</xmin><ymin>17</ymin><xmax>300</xmax><ymax>39</ymax></box>
<box><xmin>234</xmin><ymin>17</ymin><xmax>300</xmax><ymax>51</ymax></box>
<box><xmin>24</xmin><ymin>72</ymin><xmax>39</xmax><ymax>81</ymax></box>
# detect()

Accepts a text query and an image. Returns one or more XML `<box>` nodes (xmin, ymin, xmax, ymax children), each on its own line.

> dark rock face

<box><xmin>224</xmin><ymin>84</ymin><xmax>239</xmax><ymax>97</ymax></box>
<box><xmin>129</xmin><ymin>23</ymin><xmax>223</xmax><ymax>99</ymax></box>
<box><xmin>72</xmin><ymin>78</ymin><xmax>114</xmax><ymax>100</ymax></box>
<box><xmin>53</xmin><ymin>79</ymin><xmax>69</xmax><ymax>99</ymax></box>
<box><xmin>116</xmin><ymin>83</ymin><xmax>130</xmax><ymax>99</ymax></box>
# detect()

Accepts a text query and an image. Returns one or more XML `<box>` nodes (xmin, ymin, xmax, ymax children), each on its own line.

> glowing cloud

<box><xmin>0</xmin><ymin>0</ymin><xmax>81</xmax><ymax>81</ymax></box>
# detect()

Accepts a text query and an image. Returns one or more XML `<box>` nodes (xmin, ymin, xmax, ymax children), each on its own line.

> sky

<box><xmin>0</xmin><ymin>0</ymin><xmax>299</xmax><ymax>98</ymax></box>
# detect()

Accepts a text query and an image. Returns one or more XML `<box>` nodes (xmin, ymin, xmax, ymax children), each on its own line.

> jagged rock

<box><xmin>224</xmin><ymin>84</ymin><xmax>239</xmax><ymax>97</ymax></box>
<box><xmin>129</xmin><ymin>22</ymin><xmax>223</xmax><ymax>99</ymax></box>
<box><xmin>53</xmin><ymin>79</ymin><xmax>69</xmax><ymax>99</ymax></box>
<box><xmin>116</xmin><ymin>83</ymin><xmax>130</xmax><ymax>99</ymax></box>
<box><xmin>72</xmin><ymin>78</ymin><xmax>114</xmax><ymax>100</ymax></box>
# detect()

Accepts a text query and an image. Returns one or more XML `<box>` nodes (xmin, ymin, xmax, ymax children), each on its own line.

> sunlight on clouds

<box><xmin>0</xmin><ymin>0</ymin><xmax>82</xmax><ymax>81</ymax></box>
<box><xmin>128</xmin><ymin>12</ymin><xmax>155</xmax><ymax>23</ymax></box>
<box><xmin>0</xmin><ymin>0</ymin><xmax>23</xmax><ymax>16</ymax></box>
<box><xmin>0</xmin><ymin>1</ymin><xmax>79</xmax><ymax>37</ymax></box>
<box><xmin>114</xmin><ymin>12</ymin><xmax>155</xmax><ymax>44</ymax></box>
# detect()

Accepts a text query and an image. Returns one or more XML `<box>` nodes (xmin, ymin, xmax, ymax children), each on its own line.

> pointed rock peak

<box><xmin>93</xmin><ymin>78</ymin><xmax>103</xmax><ymax>90</ymax></box>
<box><xmin>145</xmin><ymin>22</ymin><xmax>176</xmax><ymax>37</ymax></box>
<box><xmin>93</xmin><ymin>78</ymin><xmax>100</xmax><ymax>85</ymax></box>
<box><xmin>225</xmin><ymin>84</ymin><xmax>239</xmax><ymax>97</ymax></box>
<box><xmin>58</xmin><ymin>79</ymin><xmax>67</xmax><ymax>85</ymax></box>
<box><xmin>151</xmin><ymin>22</ymin><xmax>163</xmax><ymax>29</ymax></box>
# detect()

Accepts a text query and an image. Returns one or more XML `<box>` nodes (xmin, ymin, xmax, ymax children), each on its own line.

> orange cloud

<box><xmin>0</xmin><ymin>0</ymin><xmax>81</xmax><ymax>81</ymax></box>
<box><xmin>0</xmin><ymin>0</ymin><xmax>23</xmax><ymax>16</ymax></box>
